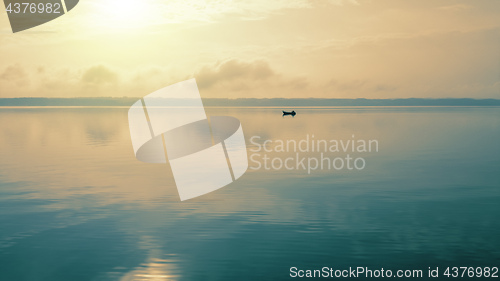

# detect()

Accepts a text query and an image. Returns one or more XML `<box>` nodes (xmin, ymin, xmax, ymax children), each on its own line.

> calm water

<box><xmin>0</xmin><ymin>107</ymin><xmax>499</xmax><ymax>280</ymax></box>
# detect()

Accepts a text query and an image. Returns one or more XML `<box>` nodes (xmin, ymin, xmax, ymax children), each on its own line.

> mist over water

<box><xmin>0</xmin><ymin>107</ymin><xmax>499</xmax><ymax>280</ymax></box>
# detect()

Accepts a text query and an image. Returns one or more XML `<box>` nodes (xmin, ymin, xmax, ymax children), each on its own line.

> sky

<box><xmin>0</xmin><ymin>0</ymin><xmax>499</xmax><ymax>99</ymax></box>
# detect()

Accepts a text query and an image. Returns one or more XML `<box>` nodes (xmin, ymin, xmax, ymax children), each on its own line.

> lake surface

<box><xmin>0</xmin><ymin>107</ymin><xmax>499</xmax><ymax>280</ymax></box>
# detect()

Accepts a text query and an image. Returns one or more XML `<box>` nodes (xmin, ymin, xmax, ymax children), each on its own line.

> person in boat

<box><xmin>282</xmin><ymin>110</ymin><xmax>296</xmax><ymax>116</ymax></box>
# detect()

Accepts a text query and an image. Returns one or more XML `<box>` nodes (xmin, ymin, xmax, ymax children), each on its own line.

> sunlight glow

<box><xmin>96</xmin><ymin>0</ymin><xmax>155</xmax><ymax>29</ymax></box>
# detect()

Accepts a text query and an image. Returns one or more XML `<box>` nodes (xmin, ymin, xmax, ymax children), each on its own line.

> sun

<box><xmin>95</xmin><ymin>0</ymin><xmax>156</xmax><ymax>29</ymax></box>
<box><xmin>85</xmin><ymin>0</ymin><xmax>236</xmax><ymax>32</ymax></box>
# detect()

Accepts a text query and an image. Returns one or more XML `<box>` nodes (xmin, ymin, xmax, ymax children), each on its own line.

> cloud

<box><xmin>0</xmin><ymin>64</ymin><xmax>30</xmax><ymax>88</ymax></box>
<box><xmin>324</xmin><ymin>0</ymin><xmax>360</xmax><ymax>6</ymax></box>
<box><xmin>326</xmin><ymin>79</ymin><xmax>367</xmax><ymax>92</ymax></box>
<box><xmin>1</xmin><ymin>23</ymin><xmax>497</xmax><ymax>101</ymax></box>
<box><xmin>285</xmin><ymin>77</ymin><xmax>309</xmax><ymax>90</ymax></box>
<box><xmin>438</xmin><ymin>4</ymin><xmax>472</xmax><ymax>12</ymax></box>
<box><xmin>81</xmin><ymin>65</ymin><xmax>118</xmax><ymax>85</ymax></box>
<box><xmin>289</xmin><ymin>27</ymin><xmax>500</xmax><ymax>98</ymax></box>
<box><xmin>192</xmin><ymin>59</ymin><xmax>312</xmax><ymax>98</ymax></box>
<box><xmin>0</xmin><ymin>64</ymin><xmax>121</xmax><ymax>97</ymax></box>
<box><xmin>195</xmin><ymin>59</ymin><xmax>274</xmax><ymax>89</ymax></box>
<box><xmin>0</xmin><ymin>65</ymin><xmax>27</xmax><ymax>81</ymax></box>
<box><xmin>373</xmin><ymin>84</ymin><xmax>398</xmax><ymax>92</ymax></box>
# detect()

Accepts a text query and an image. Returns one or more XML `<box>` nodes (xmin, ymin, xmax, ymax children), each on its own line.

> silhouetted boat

<box><xmin>282</xmin><ymin>110</ymin><xmax>296</xmax><ymax>116</ymax></box>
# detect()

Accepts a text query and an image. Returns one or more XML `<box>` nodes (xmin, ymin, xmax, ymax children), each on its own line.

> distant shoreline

<box><xmin>1</xmin><ymin>98</ymin><xmax>499</xmax><ymax>107</ymax></box>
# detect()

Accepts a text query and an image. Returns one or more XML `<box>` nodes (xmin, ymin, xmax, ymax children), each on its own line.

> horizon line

<box><xmin>1</xmin><ymin>97</ymin><xmax>499</xmax><ymax>100</ymax></box>
<box><xmin>1</xmin><ymin>97</ymin><xmax>500</xmax><ymax>107</ymax></box>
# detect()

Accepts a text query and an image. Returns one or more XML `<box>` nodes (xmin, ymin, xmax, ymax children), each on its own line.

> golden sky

<box><xmin>0</xmin><ymin>0</ymin><xmax>499</xmax><ymax>98</ymax></box>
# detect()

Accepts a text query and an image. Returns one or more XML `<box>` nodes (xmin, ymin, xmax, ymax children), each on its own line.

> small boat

<box><xmin>282</xmin><ymin>110</ymin><xmax>296</xmax><ymax>116</ymax></box>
